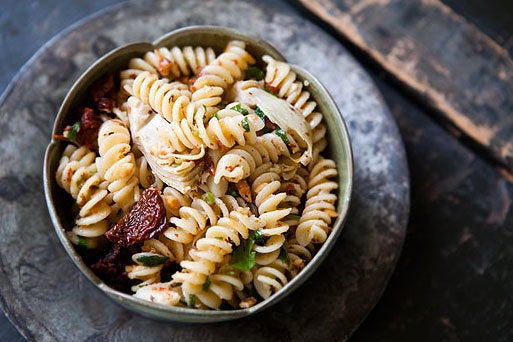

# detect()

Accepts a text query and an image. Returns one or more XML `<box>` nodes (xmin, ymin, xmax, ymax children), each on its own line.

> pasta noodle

<box><xmin>97</xmin><ymin>119</ymin><xmax>140</xmax><ymax>213</ymax></box>
<box><xmin>54</xmin><ymin>39</ymin><xmax>340</xmax><ymax>310</ymax></box>
<box><xmin>56</xmin><ymin>145</ymin><xmax>111</xmax><ymax>247</ymax></box>
<box><xmin>263</xmin><ymin>55</ymin><xmax>328</xmax><ymax>162</ymax></box>
<box><xmin>296</xmin><ymin>158</ymin><xmax>338</xmax><ymax>246</ymax></box>
<box><xmin>253</xmin><ymin>260</ymin><xmax>288</xmax><ymax>300</ymax></box>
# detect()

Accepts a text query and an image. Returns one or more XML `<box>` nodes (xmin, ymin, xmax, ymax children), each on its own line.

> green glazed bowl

<box><xmin>43</xmin><ymin>26</ymin><xmax>353</xmax><ymax>323</ymax></box>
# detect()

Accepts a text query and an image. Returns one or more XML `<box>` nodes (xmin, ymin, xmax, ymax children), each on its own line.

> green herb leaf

<box><xmin>136</xmin><ymin>255</ymin><xmax>169</xmax><ymax>267</ymax></box>
<box><xmin>284</xmin><ymin>213</ymin><xmax>301</xmax><ymax>221</ymax></box>
<box><xmin>75</xmin><ymin>175</ymin><xmax>85</xmax><ymax>189</ymax></box>
<box><xmin>202</xmin><ymin>277</ymin><xmax>211</xmax><ymax>291</ymax></box>
<box><xmin>264</xmin><ymin>87</ymin><xmax>277</xmax><ymax>96</ymax></box>
<box><xmin>254</xmin><ymin>231</ymin><xmax>269</xmax><ymax>246</ymax></box>
<box><xmin>65</xmin><ymin>121</ymin><xmax>81</xmax><ymax>144</ymax></box>
<box><xmin>275</xmin><ymin>128</ymin><xmax>290</xmax><ymax>146</ymax></box>
<box><xmin>279</xmin><ymin>246</ymin><xmax>294</xmax><ymax>271</ymax></box>
<box><xmin>241</xmin><ymin>117</ymin><xmax>250</xmax><ymax>132</ymax></box>
<box><xmin>188</xmin><ymin>294</ymin><xmax>196</xmax><ymax>308</ymax></box>
<box><xmin>230</xmin><ymin>229</ymin><xmax>263</xmax><ymax>271</ymax></box>
<box><xmin>208</xmin><ymin>111</ymin><xmax>219</xmax><ymax>121</ymax></box>
<box><xmin>230</xmin><ymin>241</ymin><xmax>256</xmax><ymax>272</ymax></box>
<box><xmin>245</xmin><ymin>66</ymin><xmax>265</xmax><ymax>81</ymax></box>
<box><xmin>77</xmin><ymin>236</ymin><xmax>89</xmax><ymax>249</ymax></box>
<box><xmin>262</xmin><ymin>126</ymin><xmax>274</xmax><ymax>134</ymax></box>
<box><xmin>214</xmin><ymin>236</ymin><xmax>224</xmax><ymax>240</ymax></box>
<box><xmin>254</xmin><ymin>106</ymin><xmax>266</xmax><ymax>121</ymax></box>
<box><xmin>204</xmin><ymin>192</ymin><xmax>215</xmax><ymax>205</ymax></box>
<box><xmin>228</xmin><ymin>189</ymin><xmax>240</xmax><ymax>197</ymax></box>
<box><xmin>231</xmin><ymin>103</ymin><xmax>249</xmax><ymax>116</ymax></box>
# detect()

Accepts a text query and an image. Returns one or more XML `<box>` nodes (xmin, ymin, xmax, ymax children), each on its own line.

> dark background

<box><xmin>1</xmin><ymin>0</ymin><xmax>512</xmax><ymax>340</ymax></box>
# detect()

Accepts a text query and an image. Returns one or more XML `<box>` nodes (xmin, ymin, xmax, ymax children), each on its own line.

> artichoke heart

<box><xmin>240</xmin><ymin>87</ymin><xmax>313</xmax><ymax>166</ymax></box>
<box><xmin>127</xmin><ymin>96</ymin><xmax>202</xmax><ymax>193</ymax></box>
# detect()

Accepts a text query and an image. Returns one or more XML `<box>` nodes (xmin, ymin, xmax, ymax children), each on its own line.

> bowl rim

<box><xmin>43</xmin><ymin>25</ymin><xmax>353</xmax><ymax>322</ymax></box>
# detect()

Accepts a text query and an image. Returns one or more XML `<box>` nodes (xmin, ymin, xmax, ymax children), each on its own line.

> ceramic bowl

<box><xmin>43</xmin><ymin>26</ymin><xmax>353</xmax><ymax>323</ymax></box>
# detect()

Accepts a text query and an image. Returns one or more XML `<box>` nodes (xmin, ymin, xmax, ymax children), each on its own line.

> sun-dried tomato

<box><xmin>196</xmin><ymin>154</ymin><xmax>215</xmax><ymax>176</ymax></box>
<box><xmin>89</xmin><ymin>73</ymin><xmax>115</xmax><ymax>102</ymax></box>
<box><xmin>264</xmin><ymin>83</ymin><xmax>280</xmax><ymax>95</ymax></box>
<box><xmin>76</xmin><ymin>107</ymin><xmax>102</xmax><ymax>149</ymax></box>
<box><xmin>97</xmin><ymin>97</ymin><xmax>114</xmax><ymax>113</ymax></box>
<box><xmin>90</xmin><ymin>243</ymin><xmax>133</xmax><ymax>292</ymax></box>
<box><xmin>105</xmin><ymin>188</ymin><xmax>167</xmax><ymax>247</ymax></box>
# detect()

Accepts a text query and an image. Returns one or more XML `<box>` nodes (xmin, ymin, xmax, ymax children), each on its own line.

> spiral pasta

<box><xmin>253</xmin><ymin>260</ymin><xmax>288</xmax><ymax>300</ymax></box>
<box><xmin>172</xmin><ymin>208</ymin><xmax>264</xmax><ymax>309</ymax></box>
<box><xmin>127</xmin><ymin>71</ymin><xmax>193</xmax><ymax>122</ymax></box>
<box><xmin>56</xmin><ymin>145</ymin><xmax>111</xmax><ymax>246</ymax></box>
<box><xmin>135</xmin><ymin>46</ymin><xmax>216</xmax><ymax>79</ymax></box>
<box><xmin>296</xmin><ymin>158</ymin><xmax>338</xmax><ymax>246</ymax></box>
<box><xmin>135</xmin><ymin>155</ymin><xmax>163</xmax><ymax>190</ymax></box>
<box><xmin>279</xmin><ymin>168</ymin><xmax>308</xmax><ymax>216</ymax></box>
<box><xmin>286</xmin><ymin>238</ymin><xmax>314</xmax><ymax>278</ymax></box>
<box><xmin>191</xmin><ymin>41</ymin><xmax>255</xmax><ymax>108</ymax></box>
<box><xmin>213</xmin><ymin>118</ymin><xmax>307</xmax><ymax>184</ymax></box>
<box><xmin>252</xmin><ymin>170</ymin><xmax>291</xmax><ymax>265</ymax></box>
<box><xmin>263</xmin><ymin>55</ymin><xmax>327</xmax><ymax>161</ymax></box>
<box><xmin>126</xmin><ymin>251</ymin><xmax>166</xmax><ymax>291</ymax></box>
<box><xmin>97</xmin><ymin>119</ymin><xmax>140</xmax><ymax>213</ymax></box>
<box><xmin>198</xmin><ymin>104</ymin><xmax>265</xmax><ymax>152</ymax></box>
<box><xmin>55</xmin><ymin>39</ymin><xmax>341</xmax><ymax>311</ymax></box>
<box><xmin>120</xmin><ymin>46</ymin><xmax>216</xmax><ymax>96</ymax></box>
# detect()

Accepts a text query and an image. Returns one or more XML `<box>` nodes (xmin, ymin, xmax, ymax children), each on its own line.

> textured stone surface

<box><xmin>353</xmin><ymin>77</ymin><xmax>513</xmax><ymax>342</ymax></box>
<box><xmin>0</xmin><ymin>0</ymin><xmax>409</xmax><ymax>341</ymax></box>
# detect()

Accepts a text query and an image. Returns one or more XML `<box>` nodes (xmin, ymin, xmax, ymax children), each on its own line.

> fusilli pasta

<box><xmin>54</xmin><ymin>39</ymin><xmax>341</xmax><ymax>311</ymax></box>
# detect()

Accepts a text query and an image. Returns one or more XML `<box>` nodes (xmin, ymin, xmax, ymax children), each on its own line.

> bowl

<box><xmin>43</xmin><ymin>26</ymin><xmax>353</xmax><ymax>322</ymax></box>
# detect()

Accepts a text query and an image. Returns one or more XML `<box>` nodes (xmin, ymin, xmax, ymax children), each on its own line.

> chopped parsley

<box><xmin>245</xmin><ymin>66</ymin><xmax>265</xmax><ymax>81</ymax></box>
<box><xmin>279</xmin><ymin>246</ymin><xmax>294</xmax><ymax>270</ymax></box>
<box><xmin>136</xmin><ymin>255</ymin><xmax>169</xmax><ymax>267</ymax></box>
<box><xmin>254</xmin><ymin>106</ymin><xmax>266</xmax><ymax>121</ymax></box>
<box><xmin>65</xmin><ymin>121</ymin><xmax>81</xmax><ymax>145</ymax></box>
<box><xmin>230</xmin><ymin>229</ymin><xmax>263</xmax><ymax>271</ymax></box>
<box><xmin>264</xmin><ymin>87</ymin><xmax>277</xmax><ymax>96</ymax></box>
<box><xmin>228</xmin><ymin>189</ymin><xmax>240</xmax><ymax>197</ymax></box>
<box><xmin>77</xmin><ymin>236</ymin><xmax>89</xmax><ymax>249</ymax></box>
<box><xmin>254</xmin><ymin>232</ymin><xmax>270</xmax><ymax>246</ymax></box>
<box><xmin>209</xmin><ymin>111</ymin><xmax>219</xmax><ymax>121</ymax></box>
<box><xmin>204</xmin><ymin>192</ymin><xmax>215</xmax><ymax>205</ymax></box>
<box><xmin>284</xmin><ymin>213</ymin><xmax>301</xmax><ymax>221</ymax></box>
<box><xmin>241</xmin><ymin>117</ymin><xmax>250</xmax><ymax>132</ymax></box>
<box><xmin>231</xmin><ymin>103</ymin><xmax>249</xmax><ymax>116</ymax></box>
<box><xmin>75</xmin><ymin>175</ymin><xmax>85</xmax><ymax>189</ymax></box>
<box><xmin>202</xmin><ymin>277</ymin><xmax>211</xmax><ymax>291</ymax></box>
<box><xmin>188</xmin><ymin>294</ymin><xmax>196</xmax><ymax>308</ymax></box>
<box><xmin>275</xmin><ymin>128</ymin><xmax>290</xmax><ymax>146</ymax></box>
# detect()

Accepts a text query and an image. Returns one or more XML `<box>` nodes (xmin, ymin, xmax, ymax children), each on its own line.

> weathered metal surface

<box><xmin>353</xmin><ymin>79</ymin><xmax>513</xmax><ymax>341</ymax></box>
<box><xmin>295</xmin><ymin>0</ymin><xmax>513</xmax><ymax>172</ymax></box>
<box><xmin>0</xmin><ymin>0</ymin><xmax>409</xmax><ymax>341</ymax></box>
